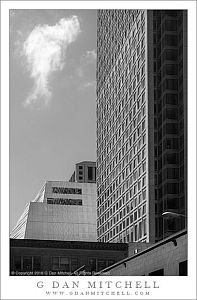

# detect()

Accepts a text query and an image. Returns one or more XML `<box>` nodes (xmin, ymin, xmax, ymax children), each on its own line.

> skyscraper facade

<box><xmin>152</xmin><ymin>11</ymin><xmax>187</xmax><ymax>240</ymax></box>
<box><xmin>96</xmin><ymin>10</ymin><xmax>187</xmax><ymax>243</ymax></box>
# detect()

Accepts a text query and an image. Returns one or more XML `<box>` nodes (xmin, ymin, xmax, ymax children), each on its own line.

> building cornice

<box><xmin>10</xmin><ymin>239</ymin><xmax>128</xmax><ymax>251</ymax></box>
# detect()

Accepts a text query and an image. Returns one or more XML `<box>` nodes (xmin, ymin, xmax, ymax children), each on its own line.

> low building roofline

<box><xmin>10</xmin><ymin>239</ymin><xmax>128</xmax><ymax>251</ymax></box>
<box><xmin>96</xmin><ymin>229</ymin><xmax>187</xmax><ymax>274</ymax></box>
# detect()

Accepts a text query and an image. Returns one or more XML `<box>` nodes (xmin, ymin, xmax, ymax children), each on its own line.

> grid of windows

<box><xmin>97</xmin><ymin>9</ymin><xmax>186</xmax><ymax>243</ymax></box>
<box><xmin>52</xmin><ymin>187</ymin><xmax>82</xmax><ymax>195</ymax></box>
<box><xmin>47</xmin><ymin>198</ymin><xmax>82</xmax><ymax>206</ymax></box>
<box><xmin>97</xmin><ymin>10</ymin><xmax>148</xmax><ymax>243</ymax></box>
<box><xmin>153</xmin><ymin>10</ymin><xmax>187</xmax><ymax>241</ymax></box>
<box><xmin>13</xmin><ymin>256</ymin><xmax>41</xmax><ymax>271</ymax></box>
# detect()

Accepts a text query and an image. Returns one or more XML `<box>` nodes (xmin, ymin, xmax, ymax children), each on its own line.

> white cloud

<box><xmin>73</xmin><ymin>49</ymin><xmax>96</xmax><ymax>90</ymax></box>
<box><xmin>23</xmin><ymin>16</ymin><xmax>80</xmax><ymax>107</ymax></box>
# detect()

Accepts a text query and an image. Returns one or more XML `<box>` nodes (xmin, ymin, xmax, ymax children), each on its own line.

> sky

<box><xmin>9</xmin><ymin>9</ymin><xmax>97</xmax><ymax>230</ymax></box>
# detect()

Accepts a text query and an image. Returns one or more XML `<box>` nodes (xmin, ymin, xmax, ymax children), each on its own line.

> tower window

<box><xmin>88</xmin><ymin>167</ymin><xmax>93</xmax><ymax>180</ymax></box>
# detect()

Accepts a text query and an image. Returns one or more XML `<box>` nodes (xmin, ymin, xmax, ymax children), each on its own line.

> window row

<box><xmin>98</xmin><ymin>202</ymin><xmax>147</xmax><ymax>229</ymax></box>
<box><xmin>12</xmin><ymin>255</ymin><xmax>116</xmax><ymax>273</ymax></box>
<box><xmin>47</xmin><ymin>198</ymin><xmax>82</xmax><ymax>206</ymax></box>
<box><xmin>52</xmin><ymin>187</ymin><xmax>82</xmax><ymax>195</ymax></box>
<box><xmin>99</xmin><ymin>218</ymin><xmax>147</xmax><ymax>242</ymax></box>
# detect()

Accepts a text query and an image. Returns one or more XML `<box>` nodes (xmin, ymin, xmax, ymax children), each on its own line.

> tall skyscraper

<box><xmin>96</xmin><ymin>10</ymin><xmax>187</xmax><ymax>243</ymax></box>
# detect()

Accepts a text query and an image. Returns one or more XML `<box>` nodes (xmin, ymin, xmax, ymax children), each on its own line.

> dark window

<box><xmin>179</xmin><ymin>260</ymin><xmax>187</xmax><ymax>276</ymax></box>
<box><xmin>88</xmin><ymin>167</ymin><xmax>93</xmax><ymax>180</ymax></box>
<box><xmin>89</xmin><ymin>258</ymin><xmax>96</xmax><ymax>272</ymax></box>
<box><xmin>108</xmin><ymin>259</ymin><xmax>115</xmax><ymax>267</ymax></box>
<box><xmin>165</xmin><ymin>108</ymin><xmax>178</xmax><ymax>120</ymax></box>
<box><xmin>164</xmin><ymin>34</ymin><xmax>178</xmax><ymax>47</ymax></box>
<box><xmin>97</xmin><ymin>260</ymin><xmax>107</xmax><ymax>271</ymax></box>
<box><xmin>165</xmin><ymin>93</ymin><xmax>178</xmax><ymax>105</ymax></box>
<box><xmin>78</xmin><ymin>166</ymin><xmax>83</xmax><ymax>170</ymax></box>
<box><xmin>154</xmin><ymin>48</ymin><xmax>156</xmax><ymax>59</ymax></box>
<box><xmin>71</xmin><ymin>258</ymin><xmax>78</xmax><ymax>272</ymax></box>
<box><xmin>51</xmin><ymin>257</ymin><xmax>77</xmax><ymax>272</ymax></box>
<box><xmin>166</xmin><ymin>198</ymin><xmax>179</xmax><ymax>209</ymax></box>
<box><xmin>164</xmin><ymin>183</ymin><xmax>179</xmax><ymax>194</ymax></box>
<box><xmin>165</xmin><ymin>64</ymin><xmax>178</xmax><ymax>76</ymax></box>
<box><xmin>167</xmin><ymin>168</ymin><xmax>179</xmax><ymax>179</ymax></box>
<box><xmin>134</xmin><ymin>225</ymin><xmax>138</xmax><ymax>241</ymax></box>
<box><xmin>13</xmin><ymin>256</ymin><xmax>21</xmax><ymax>271</ymax></box>
<box><xmin>166</xmin><ymin>123</ymin><xmax>178</xmax><ymax>134</ymax></box>
<box><xmin>164</xmin><ymin>49</ymin><xmax>178</xmax><ymax>61</ymax></box>
<box><xmin>139</xmin><ymin>222</ymin><xmax>142</xmax><ymax>238</ymax></box>
<box><xmin>60</xmin><ymin>257</ymin><xmax>70</xmax><ymax>271</ymax></box>
<box><xmin>164</xmin><ymin>153</ymin><xmax>178</xmax><ymax>164</ymax></box>
<box><xmin>123</xmin><ymin>220</ymin><xmax>125</xmax><ymax>229</ymax></box>
<box><xmin>166</xmin><ymin>217</ymin><xmax>177</xmax><ymax>231</ymax></box>
<box><xmin>89</xmin><ymin>258</ymin><xmax>115</xmax><ymax>272</ymax></box>
<box><xmin>51</xmin><ymin>257</ymin><xmax>59</xmax><ymax>270</ymax></box>
<box><xmin>154</xmin><ymin>62</ymin><xmax>157</xmax><ymax>72</ymax></box>
<box><xmin>23</xmin><ymin>256</ymin><xmax>41</xmax><ymax>271</ymax></box>
<box><xmin>164</xmin><ymin>79</ymin><xmax>178</xmax><ymax>90</ymax></box>
<box><xmin>165</xmin><ymin>19</ymin><xmax>177</xmax><ymax>31</ymax></box>
<box><xmin>164</xmin><ymin>138</ymin><xmax>179</xmax><ymax>150</ymax></box>
<box><xmin>23</xmin><ymin>256</ymin><xmax>32</xmax><ymax>271</ymax></box>
<box><xmin>33</xmin><ymin>256</ymin><xmax>41</xmax><ymax>271</ymax></box>
<box><xmin>149</xmin><ymin>268</ymin><xmax>164</xmax><ymax>276</ymax></box>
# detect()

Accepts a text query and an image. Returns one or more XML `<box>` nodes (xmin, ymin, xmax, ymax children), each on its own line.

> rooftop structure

<box><xmin>69</xmin><ymin>161</ymin><xmax>96</xmax><ymax>183</ymax></box>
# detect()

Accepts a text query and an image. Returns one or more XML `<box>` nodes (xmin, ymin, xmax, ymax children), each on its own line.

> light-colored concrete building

<box><xmin>10</xmin><ymin>181</ymin><xmax>97</xmax><ymax>241</ymax></box>
<box><xmin>99</xmin><ymin>229</ymin><xmax>187</xmax><ymax>276</ymax></box>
